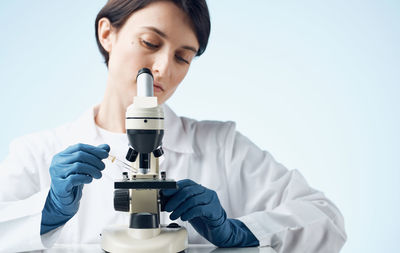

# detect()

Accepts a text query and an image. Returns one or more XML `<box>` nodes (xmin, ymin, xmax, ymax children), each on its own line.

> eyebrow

<box><xmin>142</xmin><ymin>26</ymin><xmax>198</xmax><ymax>54</ymax></box>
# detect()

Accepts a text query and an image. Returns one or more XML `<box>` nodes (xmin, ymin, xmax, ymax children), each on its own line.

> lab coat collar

<box><xmin>76</xmin><ymin>104</ymin><xmax>194</xmax><ymax>154</ymax></box>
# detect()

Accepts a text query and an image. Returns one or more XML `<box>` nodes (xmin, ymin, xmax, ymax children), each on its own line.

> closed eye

<box><xmin>175</xmin><ymin>55</ymin><xmax>189</xmax><ymax>64</ymax></box>
<box><xmin>142</xmin><ymin>40</ymin><xmax>159</xmax><ymax>49</ymax></box>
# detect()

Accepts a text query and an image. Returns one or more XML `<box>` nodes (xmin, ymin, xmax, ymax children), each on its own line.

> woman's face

<box><xmin>99</xmin><ymin>1</ymin><xmax>199</xmax><ymax>105</ymax></box>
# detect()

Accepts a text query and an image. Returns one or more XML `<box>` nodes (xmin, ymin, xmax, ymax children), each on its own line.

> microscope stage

<box><xmin>115</xmin><ymin>179</ymin><xmax>177</xmax><ymax>189</ymax></box>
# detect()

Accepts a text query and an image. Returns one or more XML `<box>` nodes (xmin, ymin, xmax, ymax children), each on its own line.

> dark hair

<box><xmin>95</xmin><ymin>0</ymin><xmax>211</xmax><ymax>66</ymax></box>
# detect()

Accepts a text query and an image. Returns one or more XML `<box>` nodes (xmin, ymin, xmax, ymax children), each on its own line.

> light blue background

<box><xmin>0</xmin><ymin>1</ymin><xmax>399</xmax><ymax>252</ymax></box>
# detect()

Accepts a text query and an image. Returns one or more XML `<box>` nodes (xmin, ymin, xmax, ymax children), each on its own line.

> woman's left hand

<box><xmin>161</xmin><ymin>179</ymin><xmax>225</xmax><ymax>224</ymax></box>
<box><xmin>161</xmin><ymin>179</ymin><xmax>259</xmax><ymax>247</ymax></box>
<box><xmin>161</xmin><ymin>179</ymin><xmax>229</xmax><ymax>245</ymax></box>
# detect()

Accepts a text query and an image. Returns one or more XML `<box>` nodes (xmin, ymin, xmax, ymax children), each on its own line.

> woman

<box><xmin>0</xmin><ymin>0</ymin><xmax>346</xmax><ymax>252</ymax></box>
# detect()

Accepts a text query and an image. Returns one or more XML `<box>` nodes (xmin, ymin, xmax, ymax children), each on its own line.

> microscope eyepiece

<box><xmin>136</xmin><ymin>68</ymin><xmax>154</xmax><ymax>97</ymax></box>
<box><xmin>136</xmin><ymin>68</ymin><xmax>153</xmax><ymax>79</ymax></box>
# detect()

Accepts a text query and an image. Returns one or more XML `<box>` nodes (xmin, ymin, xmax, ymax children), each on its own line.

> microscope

<box><xmin>101</xmin><ymin>68</ymin><xmax>188</xmax><ymax>253</ymax></box>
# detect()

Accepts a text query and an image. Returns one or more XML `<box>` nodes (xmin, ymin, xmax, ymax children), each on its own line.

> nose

<box><xmin>152</xmin><ymin>51</ymin><xmax>172</xmax><ymax>81</ymax></box>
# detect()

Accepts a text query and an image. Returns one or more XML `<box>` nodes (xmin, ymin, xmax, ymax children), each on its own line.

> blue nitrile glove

<box><xmin>160</xmin><ymin>179</ymin><xmax>259</xmax><ymax>247</ymax></box>
<box><xmin>40</xmin><ymin>143</ymin><xmax>110</xmax><ymax>235</ymax></box>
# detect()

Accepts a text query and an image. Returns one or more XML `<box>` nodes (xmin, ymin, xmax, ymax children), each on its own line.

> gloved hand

<box><xmin>161</xmin><ymin>179</ymin><xmax>259</xmax><ymax>247</ymax></box>
<box><xmin>40</xmin><ymin>143</ymin><xmax>110</xmax><ymax>235</ymax></box>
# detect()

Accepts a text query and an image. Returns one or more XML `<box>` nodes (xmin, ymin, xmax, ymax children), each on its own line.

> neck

<box><xmin>95</xmin><ymin>79</ymin><xmax>132</xmax><ymax>133</ymax></box>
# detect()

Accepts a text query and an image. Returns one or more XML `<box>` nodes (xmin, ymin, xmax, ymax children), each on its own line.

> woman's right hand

<box><xmin>41</xmin><ymin>143</ymin><xmax>109</xmax><ymax>234</ymax></box>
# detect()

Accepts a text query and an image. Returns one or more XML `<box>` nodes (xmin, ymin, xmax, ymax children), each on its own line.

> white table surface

<box><xmin>38</xmin><ymin>244</ymin><xmax>276</xmax><ymax>253</ymax></box>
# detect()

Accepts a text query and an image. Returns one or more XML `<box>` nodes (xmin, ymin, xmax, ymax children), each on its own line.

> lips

<box><xmin>153</xmin><ymin>82</ymin><xmax>164</xmax><ymax>92</ymax></box>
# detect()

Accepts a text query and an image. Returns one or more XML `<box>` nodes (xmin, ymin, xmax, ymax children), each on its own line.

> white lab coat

<box><xmin>0</xmin><ymin>105</ymin><xmax>346</xmax><ymax>253</ymax></box>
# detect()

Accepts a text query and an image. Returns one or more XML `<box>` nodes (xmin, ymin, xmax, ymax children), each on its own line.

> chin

<box><xmin>156</xmin><ymin>95</ymin><xmax>165</xmax><ymax>105</ymax></box>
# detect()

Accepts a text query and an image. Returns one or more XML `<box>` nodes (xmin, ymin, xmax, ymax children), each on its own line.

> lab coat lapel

<box><xmin>162</xmin><ymin>104</ymin><xmax>194</xmax><ymax>154</ymax></box>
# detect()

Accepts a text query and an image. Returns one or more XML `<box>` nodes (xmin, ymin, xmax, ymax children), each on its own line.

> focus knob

<box><xmin>114</xmin><ymin>189</ymin><xmax>130</xmax><ymax>212</ymax></box>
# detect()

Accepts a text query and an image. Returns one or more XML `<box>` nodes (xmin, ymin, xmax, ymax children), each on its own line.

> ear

<box><xmin>98</xmin><ymin>17</ymin><xmax>114</xmax><ymax>53</ymax></box>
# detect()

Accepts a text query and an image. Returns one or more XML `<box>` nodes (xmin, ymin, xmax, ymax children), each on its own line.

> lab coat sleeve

<box><xmin>222</xmin><ymin>123</ymin><xmax>347</xmax><ymax>252</ymax></box>
<box><xmin>0</xmin><ymin>135</ymin><xmax>62</xmax><ymax>252</ymax></box>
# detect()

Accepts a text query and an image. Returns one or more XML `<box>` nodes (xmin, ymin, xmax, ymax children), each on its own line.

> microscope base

<box><xmin>101</xmin><ymin>225</ymin><xmax>188</xmax><ymax>253</ymax></box>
